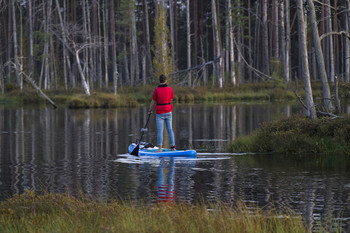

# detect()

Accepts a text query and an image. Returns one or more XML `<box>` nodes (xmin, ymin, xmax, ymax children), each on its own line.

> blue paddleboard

<box><xmin>128</xmin><ymin>142</ymin><xmax>197</xmax><ymax>157</ymax></box>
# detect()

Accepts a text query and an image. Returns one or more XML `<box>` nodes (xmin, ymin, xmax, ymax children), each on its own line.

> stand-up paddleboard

<box><xmin>128</xmin><ymin>142</ymin><xmax>196</xmax><ymax>157</ymax></box>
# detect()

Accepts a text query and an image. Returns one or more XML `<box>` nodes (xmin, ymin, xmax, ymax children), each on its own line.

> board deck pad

<box><xmin>128</xmin><ymin>143</ymin><xmax>197</xmax><ymax>157</ymax></box>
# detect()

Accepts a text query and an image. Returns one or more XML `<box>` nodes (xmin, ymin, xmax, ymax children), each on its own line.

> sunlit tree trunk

<box><xmin>297</xmin><ymin>0</ymin><xmax>317</xmax><ymax>119</ymax></box>
<box><xmin>307</xmin><ymin>0</ymin><xmax>333</xmax><ymax>112</ymax></box>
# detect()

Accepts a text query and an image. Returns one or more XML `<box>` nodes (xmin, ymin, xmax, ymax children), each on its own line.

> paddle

<box><xmin>130</xmin><ymin>112</ymin><xmax>152</xmax><ymax>156</ymax></box>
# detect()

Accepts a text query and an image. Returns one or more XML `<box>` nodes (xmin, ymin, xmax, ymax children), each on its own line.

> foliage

<box><xmin>0</xmin><ymin>190</ymin><xmax>308</xmax><ymax>233</ymax></box>
<box><xmin>226</xmin><ymin>115</ymin><xmax>350</xmax><ymax>154</ymax></box>
<box><xmin>152</xmin><ymin>5</ymin><xmax>175</xmax><ymax>82</ymax></box>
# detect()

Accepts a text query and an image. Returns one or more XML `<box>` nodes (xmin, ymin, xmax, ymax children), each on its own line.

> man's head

<box><xmin>159</xmin><ymin>74</ymin><xmax>167</xmax><ymax>84</ymax></box>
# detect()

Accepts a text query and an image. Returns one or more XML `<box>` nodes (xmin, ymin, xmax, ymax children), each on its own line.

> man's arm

<box><xmin>148</xmin><ymin>99</ymin><xmax>156</xmax><ymax>114</ymax></box>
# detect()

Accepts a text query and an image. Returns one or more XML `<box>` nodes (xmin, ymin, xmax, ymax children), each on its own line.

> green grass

<box><xmin>0</xmin><ymin>82</ymin><xmax>299</xmax><ymax>108</ymax></box>
<box><xmin>1</xmin><ymin>81</ymin><xmax>349</xmax><ymax>108</ymax></box>
<box><xmin>0</xmin><ymin>190</ymin><xmax>309</xmax><ymax>233</ymax></box>
<box><xmin>226</xmin><ymin>115</ymin><xmax>350</xmax><ymax>154</ymax></box>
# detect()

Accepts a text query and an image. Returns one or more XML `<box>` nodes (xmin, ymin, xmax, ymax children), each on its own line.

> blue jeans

<box><xmin>156</xmin><ymin>112</ymin><xmax>175</xmax><ymax>146</ymax></box>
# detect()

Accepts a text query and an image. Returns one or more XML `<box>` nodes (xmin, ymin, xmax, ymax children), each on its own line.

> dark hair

<box><xmin>159</xmin><ymin>74</ymin><xmax>167</xmax><ymax>83</ymax></box>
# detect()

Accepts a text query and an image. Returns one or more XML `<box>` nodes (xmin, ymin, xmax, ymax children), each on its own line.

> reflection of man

<box><xmin>157</xmin><ymin>158</ymin><xmax>175</xmax><ymax>203</ymax></box>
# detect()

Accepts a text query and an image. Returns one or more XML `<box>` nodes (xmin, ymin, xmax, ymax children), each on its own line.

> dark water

<box><xmin>1</xmin><ymin>102</ymin><xmax>350</xmax><ymax>231</ymax></box>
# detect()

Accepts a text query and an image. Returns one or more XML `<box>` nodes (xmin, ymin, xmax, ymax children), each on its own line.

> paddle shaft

<box><xmin>138</xmin><ymin>113</ymin><xmax>151</xmax><ymax>144</ymax></box>
<box><xmin>131</xmin><ymin>113</ymin><xmax>151</xmax><ymax>156</ymax></box>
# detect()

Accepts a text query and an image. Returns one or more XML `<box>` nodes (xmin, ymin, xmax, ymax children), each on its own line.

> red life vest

<box><xmin>152</xmin><ymin>84</ymin><xmax>174</xmax><ymax>114</ymax></box>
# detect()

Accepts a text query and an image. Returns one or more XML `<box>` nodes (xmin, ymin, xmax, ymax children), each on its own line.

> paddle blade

<box><xmin>130</xmin><ymin>144</ymin><xmax>140</xmax><ymax>156</ymax></box>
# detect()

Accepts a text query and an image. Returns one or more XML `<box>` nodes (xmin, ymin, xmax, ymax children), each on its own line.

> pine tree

<box><xmin>152</xmin><ymin>5</ymin><xmax>175</xmax><ymax>82</ymax></box>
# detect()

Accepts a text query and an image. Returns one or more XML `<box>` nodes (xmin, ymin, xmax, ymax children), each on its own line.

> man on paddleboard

<box><xmin>148</xmin><ymin>74</ymin><xmax>176</xmax><ymax>152</ymax></box>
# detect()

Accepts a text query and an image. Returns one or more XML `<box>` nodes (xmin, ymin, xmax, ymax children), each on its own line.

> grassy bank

<box><xmin>3</xmin><ymin>81</ymin><xmax>348</xmax><ymax>108</ymax></box>
<box><xmin>1</xmin><ymin>81</ymin><xmax>349</xmax><ymax>108</ymax></box>
<box><xmin>0</xmin><ymin>190</ymin><xmax>309</xmax><ymax>233</ymax></box>
<box><xmin>226</xmin><ymin>115</ymin><xmax>350</xmax><ymax>154</ymax></box>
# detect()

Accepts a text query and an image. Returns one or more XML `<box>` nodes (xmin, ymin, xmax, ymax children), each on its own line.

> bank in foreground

<box><xmin>0</xmin><ymin>190</ymin><xmax>314</xmax><ymax>233</ymax></box>
<box><xmin>226</xmin><ymin>115</ymin><xmax>350</xmax><ymax>155</ymax></box>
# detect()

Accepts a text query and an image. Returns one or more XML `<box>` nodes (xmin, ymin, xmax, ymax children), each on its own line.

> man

<box><xmin>148</xmin><ymin>74</ymin><xmax>175</xmax><ymax>152</ymax></box>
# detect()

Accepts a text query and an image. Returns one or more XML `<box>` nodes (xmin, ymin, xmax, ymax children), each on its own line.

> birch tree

<box><xmin>297</xmin><ymin>0</ymin><xmax>317</xmax><ymax>119</ymax></box>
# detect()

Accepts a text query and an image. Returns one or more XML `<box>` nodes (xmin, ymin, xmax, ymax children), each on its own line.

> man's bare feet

<box><xmin>156</xmin><ymin>146</ymin><xmax>162</xmax><ymax>152</ymax></box>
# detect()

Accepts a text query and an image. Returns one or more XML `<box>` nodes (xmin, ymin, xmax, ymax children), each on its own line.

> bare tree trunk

<box><xmin>228</xmin><ymin>0</ymin><xmax>236</xmax><ymax>86</ymax></box>
<box><xmin>27</xmin><ymin>0</ymin><xmax>34</xmax><ymax>78</ymax></box>
<box><xmin>212</xmin><ymin>0</ymin><xmax>223</xmax><ymax>88</ymax></box>
<box><xmin>345</xmin><ymin>0</ymin><xmax>350</xmax><ymax>83</ymax></box>
<box><xmin>248</xmin><ymin>0</ymin><xmax>253</xmax><ymax>82</ymax></box>
<box><xmin>82</xmin><ymin>0</ymin><xmax>89</xmax><ymax>84</ymax></box>
<box><xmin>297</xmin><ymin>0</ymin><xmax>317</xmax><ymax>119</ymax></box>
<box><xmin>273</xmin><ymin>0</ymin><xmax>279</xmax><ymax>58</ymax></box>
<box><xmin>55</xmin><ymin>0</ymin><xmax>71</xmax><ymax>90</ymax></box>
<box><xmin>103</xmin><ymin>3</ymin><xmax>109</xmax><ymax>88</ymax></box>
<box><xmin>262</xmin><ymin>0</ymin><xmax>270</xmax><ymax>75</ymax></box>
<box><xmin>123</xmin><ymin>41</ymin><xmax>130</xmax><ymax>84</ymax></box>
<box><xmin>130</xmin><ymin>0</ymin><xmax>138</xmax><ymax>86</ymax></box>
<box><xmin>280</xmin><ymin>1</ymin><xmax>286</xmax><ymax>80</ymax></box>
<box><xmin>186</xmin><ymin>0</ymin><xmax>191</xmax><ymax>86</ymax></box>
<box><xmin>110</xmin><ymin>0</ymin><xmax>117</xmax><ymax>93</ymax></box>
<box><xmin>326</xmin><ymin>0</ymin><xmax>335</xmax><ymax>83</ymax></box>
<box><xmin>169</xmin><ymin>0</ymin><xmax>176</xmax><ymax>70</ymax></box>
<box><xmin>307</xmin><ymin>0</ymin><xmax>333</xmax><ymax>112</ymax></box>
<box><xmin>285</xmin><ymin>0</ymin><xmax>291</xmax><ymax>83</ymax></box>
<box><xmin>11</xmin><ymin>0</ymin><xmax>20</xmax><ymax>87</ymax></box>
<box><xmin>254</xmin><ymin>1</ymin><xmax>260</xmax><ymax>81</ymax></box>
<box><xmin>142</xmin><ymin>0</ymin><xmax>153</xmax><ymax>78</ymax></box>
<box><xmin>75</xmin><ymin>47</ymin><xmax>90</xmax><ymax>95</ymax></box>
<box><xmin>200</xmin><ymin>36</ymin><xmax>208</xmax><ymax>85</ymax></box>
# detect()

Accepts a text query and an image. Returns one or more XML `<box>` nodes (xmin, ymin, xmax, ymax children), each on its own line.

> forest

<box><xmin>0</xmin><ymin>0</ymin><xmax>349</xmax><ymax>116</ymax></box>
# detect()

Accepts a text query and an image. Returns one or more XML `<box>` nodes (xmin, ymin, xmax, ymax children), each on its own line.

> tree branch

<box><xmin>320</xmin><ymin>31</ymin><xmax>350</xmax><ymax>41</ymax></box>
<box><xmin>5</xmin><ymin>61</ymin><xmax>57</xmax><ymax>108</ymax></box>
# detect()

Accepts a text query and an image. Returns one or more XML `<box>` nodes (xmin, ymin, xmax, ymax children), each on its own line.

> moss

<box><xmin>226</xmin><ymin>115</ymin><xmax>350</xmax><ymax>154</ymax></box>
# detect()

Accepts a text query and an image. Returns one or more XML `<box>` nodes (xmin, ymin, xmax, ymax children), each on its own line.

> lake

<box><xmin>1</xmin><ymin>102</ymin><xmax>350</xmax><ymax>231</ymax></box>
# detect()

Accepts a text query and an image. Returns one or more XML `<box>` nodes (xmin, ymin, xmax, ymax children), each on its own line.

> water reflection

<box><xmin>157</xmin><ymin>158</ymin><xmax>175</xmax><ymax>203</ymax></box>
<box><xmin>1</xmin><ymin>103</ymin><xmax>350</xmax><ymax>231</ymax></box>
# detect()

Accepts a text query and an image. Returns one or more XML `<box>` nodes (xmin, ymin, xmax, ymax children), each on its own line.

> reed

<box><xmin>0</xmin><ymin>190</ymin><xmax>309</xmax><ymax>233</ymax></box>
